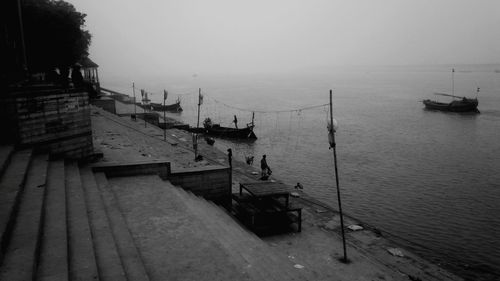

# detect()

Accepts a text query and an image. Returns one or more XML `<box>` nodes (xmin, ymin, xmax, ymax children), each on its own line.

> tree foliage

<box><xmin>22</xmin><ymin>0</ymin><xmax>91</xmax><ymax>72</ymax></box>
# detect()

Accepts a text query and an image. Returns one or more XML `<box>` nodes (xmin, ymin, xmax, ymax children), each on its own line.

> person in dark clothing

<box><xmin>71</xmin><ymin>64</ymin><xmax>84</xmax><ymax>87</ymax></box>
<box><xmin>260</xmin><ymin>154</ymin><xmax>271</xmax><ymax>179</ymax></box>
<box><xmin>233</xmin><ymin>115</ymin><xmax>238</xmax><ymax>129</ymax></box>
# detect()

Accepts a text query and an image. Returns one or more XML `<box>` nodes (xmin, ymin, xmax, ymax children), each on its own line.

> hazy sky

<box><xmin>67</xmin><ymin>0</ymin><xmax>500</xmax><ymax>78</ymax></box>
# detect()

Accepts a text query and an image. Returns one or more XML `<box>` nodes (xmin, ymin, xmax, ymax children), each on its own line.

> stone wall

<box><xmin>169</xmin><ymin>165</ymin><xmax>231</xmax><ymax>206</ymax></box>
<box><xmin>135</xmin><ymin>113</ymin><xmax>160</xmax><ymax>126</ymax></box>
<box><xmin>2</xmin><ymin>86</ymin><xmax>93</xmax><ymax>159</ymax></box>
<box><xmin>91</xmin><ymin>97</ymin><xmax>116</xmax><ymax>114</ymax></box>
<box><xmin>92</xmin><ymin>160</ymin><xmax>171</xmax><ymax>179</ymax></box>
<box><xmin>90</xmin><ymin>160</ymin><xmax>230</xmax><ymax>206</ymax></box>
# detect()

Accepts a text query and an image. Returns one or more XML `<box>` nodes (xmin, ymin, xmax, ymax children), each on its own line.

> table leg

<box><xmin>298</xmin><ymin>209</ymin><xmax>302</xmax><ymax>232</ymax></box>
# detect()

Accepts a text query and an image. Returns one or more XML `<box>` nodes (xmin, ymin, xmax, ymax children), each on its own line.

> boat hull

<box><xmin>205</xmin><ymin>125</ymin><xmax>257</xmax><ymax>139</ymax></box>
<box><xmin>150</xmin><ymin>102</ymin><xmax>183</xmax><ymax>112</ymax></box>
<box><xmin>423</xmin><ymin>99</ymin><xmax>479</xmax><ymax>113</ymax></box>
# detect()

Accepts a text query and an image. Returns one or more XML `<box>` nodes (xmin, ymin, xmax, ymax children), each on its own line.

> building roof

<box><xmin>79</xmin><ymin>57</ymin><xmax>99</xmax><ymax>68</ymax></box>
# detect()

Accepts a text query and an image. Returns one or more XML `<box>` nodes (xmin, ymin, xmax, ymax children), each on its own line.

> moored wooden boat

<box><xmin>423</xmin><ymin>97</ymin><xmax>479</xmax><ymax>113</ymax></box>
<box><xmin>150</xmin><ymin>101</ymin><xmax>183</xmax><ymax>112</ymax></box>
<box><xmin>423</xmin><ymin>69</ymin><xmax>480</xmax><ymax>113</ymax></box>
<box><xmin>202</xmin><ymin>116</ymin><xmax>257</xmax><ymax>139</ymax></box>
<box><xmin>204</xmin><ymin>124</ymin><xmax>257</xmax><ymax>139</ymax></box>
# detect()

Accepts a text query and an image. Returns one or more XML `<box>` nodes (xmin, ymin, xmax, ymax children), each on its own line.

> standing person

<box><xmin>260</xmin><ymin>154</ymin><xmax>271</xmax><ymax>179</ymax></box>
<box><xmin>233</xmin><ymin>115</ymin><xmax>238</xmax><ymax>129</ymax></box>
<box><xmin>71</xmin><ymin>64</ymin><xmax>84</xmax><ymax>87</ymax></box>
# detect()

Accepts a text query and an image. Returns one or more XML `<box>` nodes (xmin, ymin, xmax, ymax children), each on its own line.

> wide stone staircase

<box><xmin>0</xmin><ymin>146</ymin><xmax>149</xmax><ymax>281</ymax></box>
<box><xmin>0</xmin><ymin>146</ymin><xmax>310</xmax><ymax>281</ymax></box>
<box><xmin>170</xmin><ymin>184</ymin><xmax>308</xmax><ymax>281</ymax></box>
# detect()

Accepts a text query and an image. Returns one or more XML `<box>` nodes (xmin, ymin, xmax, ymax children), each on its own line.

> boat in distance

<box><xmin>423</xmin><ymin>92</ymin><xmax>479</xmax><ymax>113</ymax></box>
<box><xmin>150</xmin><ymin>100</ymin><xmax>183</xmax><ymax>112</ymax></box>
<box><xmin>423</xmin><ymin>69</ymin><xmax>479</xmax><ymax>113</ymax></box>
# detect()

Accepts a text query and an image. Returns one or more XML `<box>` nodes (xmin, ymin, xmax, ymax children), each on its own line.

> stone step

<box><xmin>0</xmin><ymin>146</ymin><xmax>14</xmax><ymax>179</ymax></box>
<box><xmin>207</xmin><ymin>199</ymin><xmax>314</xmax><ymax>280</ymax></box>
<box><xmin>193</xmin><ymin>193</ymin><xmax>290</xmax><ymax>281</ymax></box>
<box><xmin>80</xmin><ymin>166</ymin><xmax>127</xmax><ymax>281</ymax></box>
<box><xmin>207</xmin><ymin>201</ymin><xmax>257</xmax><ymax>239</ymax></box>
<box><xmin>168</xmin><ymin>187</ymin><xmax>255</xmax><ymax>280</ymax></box>
<box><xmin>0</xmin><ymin>149</ymin><xmax>33</xmax><ymax>263</ymax></box>
<box><xmin>0</xmin><ymin>154</ymin><xmax>48</xmax><ymax>281</ymax></box>
<box><xmin>208</xmin><ymin>201</ymin><xmax>257</xmax><ymax>238</ymax></box>
<box><xmin>205</xmin><ymin>200</ymin><xmax>305</xmax><ymax>281</ymax></box>
<box><xmin>172</xmin><ymin>187</ymin><xmax>272</xmax><ymax>281</ymax></box>
<box><xmin>181</xmin><ymin>188</ymin><xmax>306</xmax><ymax>281</ymax></box>
<box><xmin>109</xmin><ymin>175</ymin><xmax>250</xmax><ymax>281</ymax></box>
<box><xmin>37</xmin><ymin>159</ymin><xmax>69</xmax><ymax>281</ymax></box>
<box><xmin>191</xmin><ymin>191</ymin><xmax>287</xmax><ymax>281</ymax></box>
<box><xmin>93</xmin><ymin>173</ymin><xmax>150</xmax><ymax>281</ymax></box>
<box><xmin>65</xmin><ymin>161</ymin><xmax>99</xmax><ymax>281</ymax></box>
<box><xmin>181</xmin><ymin>190</ymin><xmax>256</xmax><ymax>252</ymax></box>
<box><xmin>204</xmin><ymin>200</ymin><xmax>278</xmax><ymax>248</ymax></box>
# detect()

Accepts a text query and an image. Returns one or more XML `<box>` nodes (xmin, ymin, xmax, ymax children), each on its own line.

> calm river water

<box><xmin>108</xmin><ymin>64</ymin><xmax>500</xmax><ymax>280</ymax></box>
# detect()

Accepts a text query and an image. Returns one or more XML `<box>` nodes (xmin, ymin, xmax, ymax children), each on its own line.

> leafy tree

<box><xmin>22</xmin><ymin>0</ymin><xmax>91</xmax><ymax>72</ymax></box>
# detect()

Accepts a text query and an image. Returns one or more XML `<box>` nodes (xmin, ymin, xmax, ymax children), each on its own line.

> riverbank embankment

<box><xmin>92</xmin><ymin>101</ymin><xmax>462</xmax><ymax>281</ymax></box>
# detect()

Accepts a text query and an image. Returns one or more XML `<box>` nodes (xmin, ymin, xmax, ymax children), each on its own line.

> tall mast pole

<box><xmin>452</xmin><ymin>68</ymin><xmax>455</xmax><ymax>96</ymax></box>
<box><xmin>194</xmin><ymin>88</ymin><xmax>202</xmax><ymax>160</ymax></box>
<box><xmin>330</xmin><ymin>89</ymin><xmax>348</xmax><ymax>263</ymax></box>
<box><xmin>163</xmin><ymin>90</ymin><xmax>167</xmax><ymax>141</ymax></box>
<box><xmin>133</xmin><ymin>82</ymin><xmax>137</xmax><ymax>119</ymax></box>
<box><xmin>142</xmin><ymin>90</ymin><xmax>146</xmax><ymax>128</ymax></box>
<box><xmin>197</xmin><ymin>88</ymin><xmax>201</xmax><ymax>129</ymax></box>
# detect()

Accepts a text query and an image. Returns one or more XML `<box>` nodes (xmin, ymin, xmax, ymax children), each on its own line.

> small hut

<box><xmin>79</xmin><ymin>57</ymin><xmax>100</xmax><ymax>93</ymax></box>
<box><xmin>80</xmin><ymin>57</ymin><xmax>100</xmax><ymax>84</ymax></box>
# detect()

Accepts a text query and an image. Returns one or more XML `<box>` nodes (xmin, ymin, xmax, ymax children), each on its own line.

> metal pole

<box><xmin>227</xmin><ymin>148</ymin><xmax>232</xmax><ymax>168</ymax></box>
<box><xmin>133</xmin><ymin>82</ymin><xmax>137</xmax><ymax>120</ymax></box>
<box><xmin>197</xmin><ymin>88</ymin><xmax>201</xmax><ymax>129</ymax></box>
<box><xmin>163</xmin><ymin>90</ymin><xmax>167</xmax><ymax>141</ymax></box>
<box><xmin>452</xmin><ymin>68</ymin><xmax>455</xmax><ymax>96</ymax></box>
<box><xmin>330</xmin><ymin>89</ymin><xmax>348</xmax><ymax>263</ymax></box>
<box><xmin>143</xmin><ymin>91</ymin><xmax>147</xmax><ymax>128</ymax></box>
<box><xmin>227</xmin><ymin>148</ymin><xmax>233</xmax><ymax>208</ymax></box>
<box><xmin>195</xmin><ymin>88</ymin><xmax>202</xmax><ymax>159</ymax></box>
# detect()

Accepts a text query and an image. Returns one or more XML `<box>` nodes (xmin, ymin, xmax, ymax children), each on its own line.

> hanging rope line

<box><xmin>129</xmin><ymin>84</ymin><xmax>329</xmax><ymax>114</ymax></box>
<box><xmin>206</xmin><ymin>94</ymin><xmax>329</xmax><ymax>113</ymax></box>
<box><xmin>131</xmin><ymin>84</ymin><xmax>197</xmax><ymax>97</ymax></box>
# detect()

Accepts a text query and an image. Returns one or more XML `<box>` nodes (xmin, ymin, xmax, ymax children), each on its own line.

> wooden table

<box><xmin>235</xmin><ymin>182</ymin><xmax>302</xmax><ymax>232</ymax></box>
<box><xmin>239</xmin><ymin>182</ymin><xmax>293</xmax><ymax>208</ymax></box>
